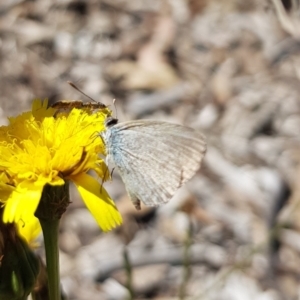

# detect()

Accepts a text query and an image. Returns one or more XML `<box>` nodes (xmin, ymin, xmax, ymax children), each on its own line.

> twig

<box><xmin>271</xmin><ymin>0</ymin><xmax>300</xmax><ymax>37</ymax></box>
<box><xmin>179</xmin><ymin>220</ymin><xmax>193</xmax><ymax>300</ymax></box>
<box><xmin>123</xmin><ymin>247</ymin><xmax>134</xmax><ymax>300</ymax></box>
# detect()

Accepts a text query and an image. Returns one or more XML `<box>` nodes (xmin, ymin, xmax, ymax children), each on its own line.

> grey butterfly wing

<box><xmin>106</xmin><ymin>120</ymin><xmax>206</xmax><ymax>208</ymax></box>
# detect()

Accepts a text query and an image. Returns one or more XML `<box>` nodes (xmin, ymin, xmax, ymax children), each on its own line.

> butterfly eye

<box><xmin>105</xmin><ymin>117</ymin><xmax>118</xmax><ymax>127</ymax></box>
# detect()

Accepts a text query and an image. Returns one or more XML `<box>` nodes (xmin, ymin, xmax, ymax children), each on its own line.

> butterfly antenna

<box><xmin>67</xmin><ymin>81</ymin><xmax>98</xmax><ymax>103</ymax></box>
<box><xmin>113</xmin><ymin>99</ymin><xmax>118</xmax><ymax>118</ymax></box>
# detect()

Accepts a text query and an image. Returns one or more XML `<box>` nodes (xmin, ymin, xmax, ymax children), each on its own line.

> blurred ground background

<box><xmin>1</xmin><ymin>0</ymin><xmax>300</xmax><ymax>299</ymax></box>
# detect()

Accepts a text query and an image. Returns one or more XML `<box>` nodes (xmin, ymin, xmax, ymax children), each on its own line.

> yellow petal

<box><xmin>3</xmin><ymin>184</ymin><xmax>42</xmax><ymax>223</ymax></box>
<box><xmin>17</xmin><ymin>215</ymin><xmax>41</xmax><ymax>246</ymax></box>
<box><xmin>72</xmin><ymin>173</ymin><xmax>122</xmax><ymax>232</ymax></box>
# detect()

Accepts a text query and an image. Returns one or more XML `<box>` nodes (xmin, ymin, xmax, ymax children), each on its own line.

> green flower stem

<box><xmin>35</xmin><ymin>183</ymin><xmax>70</xmax><ymax>300</ymax></box>
<box><xmin>39</xmin><ymin>218</ymin><xmax>60</xmax><ymax>300</ymax></box>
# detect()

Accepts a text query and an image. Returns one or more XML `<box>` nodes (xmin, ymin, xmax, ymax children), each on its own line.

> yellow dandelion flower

<box><xmin>0</xmin><ymin>99</ymin><xmax>122</xmax><ymax>232</ymax></box>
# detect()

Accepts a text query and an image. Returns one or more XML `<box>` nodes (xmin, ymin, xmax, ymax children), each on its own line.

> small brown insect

<box><xmin>51</xmin><ymin>81</ymin><xmax>107</xmax><ymax>111</ymax></box>
<box><xmin>51</xmin><ymin>100</ymin><xmax>106</xmax><ymax>110</ymax></box>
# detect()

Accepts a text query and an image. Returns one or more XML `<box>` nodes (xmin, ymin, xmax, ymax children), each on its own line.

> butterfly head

<box><xmin>105</xmin><ymin>116</ymin><xmax>118</xmax><ymax>128</ymax></box>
